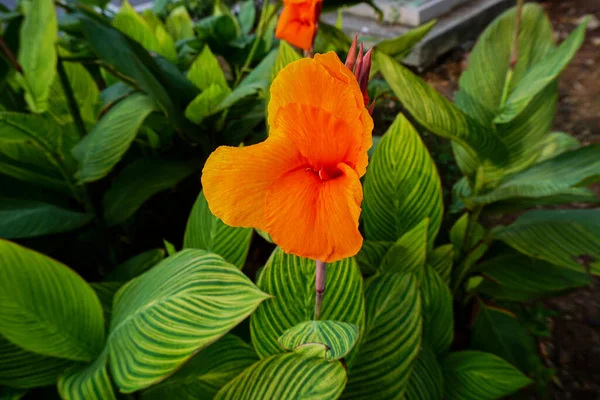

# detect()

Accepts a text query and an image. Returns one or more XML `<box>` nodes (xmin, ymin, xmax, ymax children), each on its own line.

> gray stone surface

<box><xmin>345</xmin><ymin>0</ymin><xmax>470</xmax><ymax>26</ymax></box>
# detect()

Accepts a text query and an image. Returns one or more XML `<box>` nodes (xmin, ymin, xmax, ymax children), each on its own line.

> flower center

<box><xmin>316</xmin><ymin>165</ymin><xmax>343</xmax><ymax>181</ymax></box>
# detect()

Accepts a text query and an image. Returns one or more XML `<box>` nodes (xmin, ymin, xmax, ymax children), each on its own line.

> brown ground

<box><xmin>420</xmin><ymin>1</ymin><xmax>600</xmax><ymax>398</ymax></box>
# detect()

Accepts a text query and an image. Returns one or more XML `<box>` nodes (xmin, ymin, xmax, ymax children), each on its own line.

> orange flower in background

<box><xmin>202</xmin><ymin>52</ymin><xmax>373</xmax><ymax>262</ymax></box>
<box><xmin>275</xmin><ymin>0</ymin><xmax>323</xmax><ymax>51</ymax></box>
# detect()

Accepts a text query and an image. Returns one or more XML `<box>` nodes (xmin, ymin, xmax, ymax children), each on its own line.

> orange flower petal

<box><xmin>201</xmin><ymin>137</ymin><xmax>305</xmax><ymax>231</ymax></box>
<box><xmin>275</xmin><ymin>3</ymin><xmax>317</xmax><ymax>51</ymax></box>
<box><xmin>265</xmin><ymin>163</ymin><xmax>363</xmax><ymax>262</ymax></box>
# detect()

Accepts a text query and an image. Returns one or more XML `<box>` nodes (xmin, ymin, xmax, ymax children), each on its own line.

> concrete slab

<box><xmin>345</xmin><ymin>0</ymin><xmax>470</xmax><ymax>26</ymax></box>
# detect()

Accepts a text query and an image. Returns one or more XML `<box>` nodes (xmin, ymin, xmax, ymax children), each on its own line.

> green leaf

<box><xmin>376</xmin><ymin>19</ymin><xmax>436</xmax><ymax>59</ymax></box>
<box><xmin>442</xmin><ymin>351</ymin><xmax>532</xmax><ymax>400</ymax></box>
<box><xmin>166</xmin><ymin>6</ymin><xmax>195</xmax><ymax>42</ymax></box>
<box><xmin>477</xmin><ymin>251</ymin><xmax>591</xmax><ymax>301</ymax></box>
<box><xmin>0</xmin><ymin>387</ymin><xmax>27</xmax><ymax>400</ymax></box>
<box><xmin>238</xmin><ymin>0</ymin><xmax>256</xmax><ymax>35</ymax></box>
<box><xmin>422</xmin><ymin>266</ymin><xmax>453</xmax><ymax>355</ymax></box>
<box><xmin>107</xmin><ymin>249</ymin><xmax>269</xmax><ymax>392</ymax></box>
<box><xmin>0</xmin><ymin>240</ymin><xmax>105</xmax><ymax>361</ymax></box>
<box><xmin>355</xmin><ymin>240</ymin><xmax>392</xmax><ymax>275</ymax></box>
<box><xmin>379</xmin><ymin>218</ymin><xmax>428</xmax><ymax>279</ymax></box>
<box><xmin>271</xmin><ymin>41</ymin><xmax>301</xmax><ymax>82</ymax></box>
<box><xmin>0</xmin><ymin>199</ymin><xmax>92</xmax><ymax>239</ymax></box>
<box><xmin>405</xmin><ymin>344</ymin><xmax>443</xmax><ymax>400</ymax></box>
<box><xmin>376</xmin><ymin>54</ymin><xmax>508</xmax><ymax>167</ymax></box>
<box><xmin>215</xmin><ymin>352</ymin><xmax>347</xmax><ymax>400</ymax></box>
<box><xmin>494</xmin><ymin>17</ymin><xmax>589</xmax><ymax>124</ymax></box>
<box><xmin>314</xmin><ymin>22</ymin><xmax>351</xmax><ymax>54</ymax></box>
<box><xmin>363</xmin><ymin>114</ymin><xmax>443</xmax><ymax>246</ymax></box>
<box><xmin>90</xmin><ymin>282</ymin><xmax>122</xmax><ymax>322</ymax></box>
<box><xmin>344</xmin><ymin>273</ymin><xmax>421</xmax><ymax>399</ymax></box>
<box><xmin>535</xmin><ymin>131</ymin><xmax>580</xmax><ymax>163</ymax></box>
<box><xmin>17</xmin><ymin>0</ymin><xmax>57</xmax><ymax>113</ymax></box>
<box><xmin>141</xmin><ymin>334</ymin><xmax>258</xmax><ymax>400</ymax></box>
<box><xmin>0</xmin><ymin>335</ymin><xmax>73</xmax><ymax>389</ymax></box>
<box><xmin>492</xmin><ymin>209</ymin><xmax>600</xmax><ymax>274</ymax></box>
<box><xmin>278</xmin><ymin>321</ymin><xmax>359</xmax><ymax>361</ymax></box>
<box><xmin>427</xmin><ymin>244</ymin><xmax>454</xmax><ymax>285</ymax></box>
<box><xmin>58</xmin><ymin>351</ymin><xmax>115</xmax><ymax>400</ymax></box>
<box><xmin>185</xmin><ymin>84</ymin><xmax>231</xmax><ymax>124</ymax></box>
<box><xmin>187</xmin><ymin>45</ymin><xmax>229</xmax><ymax>91</ymax></box>
<box><xmin>184</xmin><ymin>190</ymin><xmax>252</xmax><ymax>269</ymax></box>
<box><xmin>106</xmin><ymin>249</ymin><xmax>165</xmax><ymax>281</ymax></box>
<box><xmin>250</xmin><ymin>248</ymin><xmax>365</xmax><ymax>361</ymax></box>
<box><xmin>163</xmin><ymin>239</ymin><xmax>176</xmax><ymax>256</ymax></box>
<box><xmin>72</xmin><ymin>93</ymin><xmax>157</xmax><ymax>184</ymax></box>
<box><xmin>113</xmin><ymin>0</ymin><xmax>160</xmax><ymax>54</ymax></box>
<box><xmin>103</xmin><ymin>157</ymin><xmax>197</xmax><ymax>226</ymax></box>
<box><xmin>468</xmin><ymin>144</ymin><xmax>600</xmax><ymax>205</ymax></box>
<box><xmin>196</xmin><ymin>15</ymin><xmax>238</xmax><ymax>48</ymax></box>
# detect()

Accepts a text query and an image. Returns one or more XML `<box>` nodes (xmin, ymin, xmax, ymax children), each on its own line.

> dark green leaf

<box><xmin>106</xmin><ymin>249</ymin><xmax>165</xmax><ymax>281</ymax></box>
<box><xmin>379</xmin><ymin>218</ymin><xmax>428</xmax><ymax>278</ymax></box>
<box><xmin>405</xmin><ymin>344</ymin><xmax>443</xmax><ymax>400</ymax></box>
<box><xmin>355</xmin><ymin>240</ymin><xmax>392</xmax><ymax>275</ymax></box>
<box><xmin>422</xmin><ymin>266</ymin><xmax>453</xmax><ymax>355</ymax></box>
<box><xmin>427</xmin><ymin>244</ymin><xmax>454</xmax><ymax>285</ymax></box>
<box><xmin>278</xmin><ymin>321</ymin><xmax>359</xmax><ymax>361</ymax></box>
<box><xmin>238</xmin><ymin>0</ymin><xmax>256</xmax><ymax>36</ymax></box>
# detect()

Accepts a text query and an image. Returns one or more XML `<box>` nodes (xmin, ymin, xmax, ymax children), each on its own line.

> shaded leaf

<box><xmin>106</xmin><ymin>249</ymin><xmax>165</xmax><ymax>281</ymax></box>
<box><xmin>185</xmin><ymin>84</ymin><xmax>230</xmax><ymax>124</ymax></box>
<box><xmin>405</xmin><ymin>344</ymin><xmax>443</xmax><ymax>400</ymax></box>
<box><xmin>421</xmin><ymin>266</ymin><xmax>453</xmax><ymax>355</ymax></box>
<box><xmin>379</xmin><ymin>218</ymin><xmax>428</xmax><ymax>278</ymax></box>
<box><xmin>427</xmin><ymin>244</ymin><xmax>454</xmax><ymax>285</ymax></box>
<box><xmin>355</xmin><ymin>240</ymin><xmax>392</xmax><ymax>275</ymax></box>
<box><xmin>238</xmin><ymin>0</ymin><xmax>256</xmax><ymax>35</ymax></box>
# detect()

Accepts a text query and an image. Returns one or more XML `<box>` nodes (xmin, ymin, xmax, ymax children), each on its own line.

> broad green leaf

<box><xmin>278</xmin><ymin>321</ymin><xmax>359</xmax><ymax>360</ymax></box>
<box><xmin>271</xmin><ymin>41</ymin><xmax>301</xmax><ymax>82</ymax></box>
<box><xmin>141</xmin><ymin>334</ymin><xmax>258</xmax><ymax>400</ymax></box>
<box><xmin>379</xmin><ymin>218</ymin><xmax>428</xmax><ymax>278</ymax></box>
<box><xmin>477</xmin><ymin>251</ymin><xmax>591</xmax><ymax>301</ymax></box>
<box><xmin>107</xmin><ymin>249</ymin><xmax>269</xmax><ymax>392</ymax></box>
<box><xmin>492</xmin><ymin>209</ymin><xmax>600</xmax><ymax>274</ymax></box>
<box><xmin>0</xmin><ymin>199</ymin><xmax>92</xmax><ymax>239</ymax></box>
<box><xmin>344</xmin><ymin>273</ymin><xmax>421</xmax><ymax>399</ymax></box>
<box><xmin>494</xmin><ymin>17</ymin><xmax>589</xmax><ymax>124</ymax></box>
<box><xmin>238</xmin><ymin>0</ymin><xmax>256</xmax><ymax>35</ymax></box>
<box><xmin>106</xmin><ymin>249</ymin><xmax>165</xmax><ymax>281</ymax></box>
<box><xmin>421</xmin><ymin>266</ymin><xmax>453</xmax><ymax>355</ymax></box>
<box><xmin>215</xmin><ymin>352</ymin><xmax>347</xmax><ymax>400</ymax></box>
<box><xmin>405</xmin><ymin>344</ymin><xmax>443</xmax><ymax>400</ymax></box>
<box><xmin>427</xmin><ymin>244</ymin><xmax>454</xmax><ymax>285</ymax></box>
<box><xmin>17</xmin><ymin>0</ymin><xmax>57</xmax><ymax>112</ymax></box>
<box><xmin>113</xmin><ymin>0</ymin><xmax>160</xmax><ymax>54</ymax></box>
<box><xmin>72</xmin><ymin>93</ymin><xmax>157</xmax><ymax>184</ymax></box>
<box><xmin>185</xmin><ymin>84</ymin><xmax>231</xmax><ymax>124</ymax></box>
<box><xmin>58</xmin><ymin>351</ymin><xmax>115</xmax><ymax>400</ymax></box>
<box><xmin>535</xmin><ymin>131</ymin><xmax>580</xmax><ymax>163</ymax></box>
<box><xmin>470</xmin><ymin>300</ymin><xmax>539</xmax><ymax>373</ymax></box>
<box><xmin>163</xmin><ymin>239</ymin><xmax>176</xmax><ymax>256</ymax></box>
<box><xmin>376</xmin><ymin>53</ymin><xmax>508</xmax><ymax>167</ymax></box>
<box><xmin>250</xmin><ymin>248</ymin><xmax>365</xmax><ymax>361</ymax></box>
<box><xmin>184</xmin><ymin>190</ymin><xmax>252</xmax><ymax>269</ymax></box>
<box><xmin>314</xmin><ymin>22</ymin><xmax>351</xmax><ymax>54</ymax></box>
<box><xmin>187</xmin><ymin>45</ymin><xmax>229</xmax><ymax>91</ymax></box>
<box><xmin>103</xmin><ymin>157</ymin><xmax>197</xmax><ymax>226</ymax></box>
<box><xmin>0</xmin><ymin>335</ymin><xmax>73</xmax><ymax>389</ymax></box>
<box><xmin>376</xmin><ymin>19</ymin><xmax>436</xmax><ymax>59</ymax></box>
<box><xmin>166</xmin><ymin>6</ymin><xmax>194</xmax><ymax>42</ymax></box>
<box><xmin>449</xmin><ymin>213</ymin><xmax>484</xmax><ymax>254</ymax></box>
<box><xmin>355</xmin><ymin>240</ymin><xmax>392</xmax><ymax>275</ymax></box>
<box><xmin>196</xmin><ymin>15</ymin><xmax>238</xmax><ymax>48</ymax></box>
<box><xmin>442</xmin><ymin>351</ymin><xmax>532</xmax><ymax>400</ymax></box>
<box><xmin>363</xmin><ymin>114</ymin><xmax>443</xmax><ymax>246</ymax></box>
<box><xmin>0</xmin><ymin>113</ymin><xmax>73</xmax><ymax>195</ymax></box>
<box><xmin>0</xmin><ymin>241</ymin><xmax>105</xmax><ymax>361</ymax></box>
<box><xmin>469</xmin><ymin>144</ymin><xmax>600</xmax><ymax>205</ymax></box>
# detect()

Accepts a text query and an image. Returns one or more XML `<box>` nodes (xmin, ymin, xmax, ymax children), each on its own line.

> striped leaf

<box><xmin>0</xmin><ymin>199</ymin><xmax>93</xmax><ymax>239</ymax></box>
<box><xmin>17</xmin><ymin>0</ymin><xmax>57</xmax><ymax>113</ymax></box>
<box><xmin>468</xmin><ymin>144</ymin><xmax>600</xmax><ymax>205</ymax></box>
<box><xmin>355</xmin><ymin>240</ymin><xmax>392</xmax><ymax>275</ymax></box>
<box><xmin>405</xmin><ymin>344</ymin><xmax>443</xmax><ymax>400</ymax></box>
<box><xmin>103</xmin><ymin>157</ymin><xmax>197</xmax><ymax>226</ymax></box>
<box><xmin>141</xmin><ymin>334</ymin><xmax>258</xmax><ymax>400</ymax></box>
<box><xmin>278</xmin><ymin>321</ymin><xmax>359</xmax><ymax>361</ymax></box>
<box><xmin>421</xmin><ymin>266</ymin><xmax>453</xmax><ymax>355</ymax></box>
<box><xmin>376</xmin><ymin>54</ymin><xmax>508</xmax><ymax>167</ymax></box>
<box><xmin>492</xmin><ymin>209</ymin><xmax>600</xmax><ymax>274</ymax></box>
<box><xmin>184</xmin><ymin>190</ymin><xmax>252</xmax><ymax>269</ymax></box>
<box><xmin>363</xmin><ymin>113</ymin><xmax>443</xmax><ymax>247</ymax></box>
<box><xmin>376</xmin><ymin>20</ymin><xmax>436</xmax><ymax>59</ymax></box>
<box><xmin>72</xmin><ymin>93</ymin><xmax>157</xmax><ymax>184</ymax></box>
<box><xmin>106</xmin><ymin>249</ymin><xmax>165</xmax><ymax>281</ymax></box>
<box><xmin>494</xmin><ymin>17</ymin><xmax>589</xmax><ymax>124</ymax></box>
<box><xmin>442</xmin><ymin>351</ymin><xmax>532</xmax><ymax>400</ymax></box>
<box><xmin>0</xmin><ymin>241</ymin><xmax>105</xmax><ymax>361</ymax></box>
<box><xmin>250</xmin><ymin>248</ymin><xmax>365</xmax><ymax>362</ymax></box>
<box><xmin>106</xmin><ymin>249</ymin><xmax>269</xmax><ymax>392</ymax></box>
<box><xmin>476</xmin><ymin>251</ymin><xmax>591</xmax><ymax>301</ymax></box>
<box><xmin>58</xmin><ymin>351</ymin><xmax>115</xmax><ymax>400</ymax></box>
<box><xmin>214</xmin><ymin>352</ymin><xmax>347</xmax><ymax>400</ymax></box>
<box><xmin>454</xmin><ymin>4</ymin><xmax>556</xmax><ymax>177</ymax></box>
<box><xmin>427</xmin><ymin>245</ymin><xmax>454</xmax><ymax>285</ymax></box>
<box><xmin>344</xmin><ymin>273</ymin><xmax>422</xmax><ymax>399</ymax></box>
<box><xmin>380</xmin><ymin>218</ymin><xmax>428</xmax><ymax>278</ymax></box>
<box><xmin>0</xmin><ymin>335</ymin><xmax>73</xmax><ymax>389</ymax></box>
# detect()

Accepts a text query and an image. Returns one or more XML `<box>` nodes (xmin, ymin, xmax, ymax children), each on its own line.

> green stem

<box><xmin>461</xmin><ymin>205</ymin><xmax>483</xmax><ymax>256</ymax></box>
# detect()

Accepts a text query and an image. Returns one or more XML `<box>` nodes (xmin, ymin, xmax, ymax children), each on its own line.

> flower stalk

<box><xmin>314</xmin><ymin>260</ymin><xmax>327</xmax><ymax>320</ymax></box>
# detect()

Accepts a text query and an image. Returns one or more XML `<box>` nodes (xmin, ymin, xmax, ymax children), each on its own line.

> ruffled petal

<box><xmin>275</xmin><ymin>4</ymin><xmax>316</xmax><ymax>51</ymax></box>
<box><xmin>265</xmin><ymin>163</ymin><xmax>363</xmax><ymax>262</ymax></box>
<box><xmin>202</xmin><ymin>137</ymin><xmax>305</xmax><ymax>231</ymax></box>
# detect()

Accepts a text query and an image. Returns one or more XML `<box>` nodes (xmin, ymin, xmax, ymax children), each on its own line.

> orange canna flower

<box><xmin>201</xmin><ymin>51</ymin><xmax>373</xmax><ymax>262</ymax></box>
<box><xmin>275</xmin><ymin>0</ymin><xmax>323</xmax><ymax>51</ymax></box>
